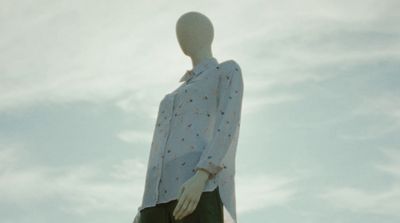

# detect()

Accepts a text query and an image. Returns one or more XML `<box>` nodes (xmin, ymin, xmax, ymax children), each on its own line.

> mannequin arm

<box><xmin>195</xmin><ymin>62</ymin><xmax>243</xmax><ymax>177</ymax></box>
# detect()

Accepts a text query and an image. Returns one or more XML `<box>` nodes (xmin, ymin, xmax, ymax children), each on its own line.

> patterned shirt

<box><xmin>138</xmin><ymin>57</ymin><xmax>243</xmax><ymax>222</ymax></box>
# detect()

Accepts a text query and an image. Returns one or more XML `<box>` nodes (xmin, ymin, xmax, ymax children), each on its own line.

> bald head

<box><xmin>176</xmin><ymin>11</ymin><xmax>214</xmax><ymax>56</ymax></box>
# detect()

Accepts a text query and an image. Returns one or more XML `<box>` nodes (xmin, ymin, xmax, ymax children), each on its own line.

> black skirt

<box><xmin>139</xmin><ymin>187</ymin><xmax>223</xmax><ymax>223</ymax></box>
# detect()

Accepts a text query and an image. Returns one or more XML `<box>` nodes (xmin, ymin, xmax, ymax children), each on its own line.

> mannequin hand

<box><xmin>173</xmin><ymin>169</ymin><xmax>210</xmax><ymax>220</ymax></box>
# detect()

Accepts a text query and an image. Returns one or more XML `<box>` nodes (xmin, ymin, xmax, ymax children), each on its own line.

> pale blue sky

<box><xmin>1</xmin><ymin>0</ymin><xmax>399</xmax><ymax>222</ymax></box>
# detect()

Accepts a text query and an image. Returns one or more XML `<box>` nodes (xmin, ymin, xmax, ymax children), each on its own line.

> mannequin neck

<box><xmin>190</xmin><ymin>48</ymin><xmax>214</xmax><ymax>68</ymax></box>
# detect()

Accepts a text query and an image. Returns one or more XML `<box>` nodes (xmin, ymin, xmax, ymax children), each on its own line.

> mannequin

<box><xmin>133</xmin><ymin>11</ymin><xmax>239</xmax><ymax>223</ymax></box>
<box><xmin>172</xmin><ymin>11</ymin><xmax>215</xmax><ymax>221</ymax></box>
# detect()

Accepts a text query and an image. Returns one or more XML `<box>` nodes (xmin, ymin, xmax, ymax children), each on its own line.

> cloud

<box><xmin>236</xmin><ymin>173</ymin><xmax>299</xmax><ymax>214</ymax></box>
<box><xmin>319</xmin><ymin>186</ymin><xmax>400</xmax><ymax>217</ymax></box>
<box><xmin>0</xmin><ymin>143</ymin><xmax>24</xmax><ymax>170</ymax></box>
<box><xmin>1</xmin><ymin>1</ymin><xmax>400</xmax><ymax>222</ymax></box>
<box><xmin>3</xmin><ymin>0</ymin><xmax>398</xmax><ymax>115</ymax></box>
<box><xmin>375</xmin><ymin>148</ymin><xmax>400</xmax><ymax>178</ymax></box>
<box><xmin>116</xmin><ymin>129</ymin><xmax>153</xmax><ymax>144</ymax></box>
<box><xmin>0</xmin><ymin>142</ymin><xmax>300</xmax><ymax>220</ymax></box>
<box><xmin>243</xmin><ymin>93</ymin><xmax>300</xmax><ymax>115</ymax></box>
<box><xmin>110</xmin><ymin>158</ymin><xmax>147</xmax><ymax>180</ymax></box>
<box><xmin>355</xmin><ymin>94</ymin><xmax>400</xmax><ymax>126</ymax></box>
<box><xmin>319</xmin><ymin>148</ymin><xmax>400</xmax><ymax>216</ymax></box>
<box><xmin>337</xmin><ymin>94</ymin><xmax>400</xmax><ymax>141</ymax></box>
<box><xmin>0</xmin><ymin>0</ymin><xmax>178</xmax><ymax>113</ymax></box>
<box><xmin>240</xmin><ymin>76</ymin><xmax>306</xmax><ymax>116</ymax></box>
<box><xmin>0</xmin><ymin>144</ymin><xmax>146</xmax><ymax>215</ymax></box>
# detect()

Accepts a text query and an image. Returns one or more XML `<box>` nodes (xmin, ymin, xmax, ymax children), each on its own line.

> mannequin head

<box><xmin>176</xmin><ymin>11</ymin><xmax>214</xmax><ymax>60</ymax></box>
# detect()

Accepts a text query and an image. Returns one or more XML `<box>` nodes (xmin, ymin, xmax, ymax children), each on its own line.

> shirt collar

<box><xmin>179</xmin><ymin>57</ymin><xmax>219</xmax><ymax>83</ymax></box>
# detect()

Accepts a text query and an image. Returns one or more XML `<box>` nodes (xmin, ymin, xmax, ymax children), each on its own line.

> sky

<box><xmin>1</xmin><ymin>0</ymin><xmax>399</xmax><ymax>222</ymax></box>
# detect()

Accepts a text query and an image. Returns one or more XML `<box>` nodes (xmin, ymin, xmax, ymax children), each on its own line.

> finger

<box><xmin>189</xmin><ymin>198</ymin><xmax>199</xmax><ymax>213</ymax></box>
<box><xmin>185</xmin><ymin>198</ymin><xmax>199</xmax><ymax>218</ymax></box>
<box><xmin>174</xmin><ymin>191</ymin><xmax>188</xmax><ymax>218</ymax></box>
<box><xmin>178</xmin><ymin>199</ymin><xmax>192</xmax><ymax>220</ymax></box>
<box><xmin>173</xmin><ymin>186</ymin><xmax>185</xmax><ymax>216</ymax></box>
<box><xmin>178</xmin><ymin>200</ymin><xmax>193</xmax><ymax>220</ymax></box>
<box><xmin>173</xmin><ymin>197</ymin><xmax>183</xmax><ymax>217</ymax></box>
<box><xmin>184</xmin><ymin>199</ymin><xmax>197</xmax><ymax>217</ymax></box>
<box><xmin>175</xmin><ymin>197</ymin><xmax>188</xmax><ymax>220</ymax></box>
<box><xmin>176</xmin><ymin>197</ymin><xmax>190</xmax><ymax>220</ymax></box>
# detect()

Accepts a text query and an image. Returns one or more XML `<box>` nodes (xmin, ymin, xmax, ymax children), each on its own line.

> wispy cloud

<box><xmin>319</xmin><ymin>148</ymin><xmax>400</xmax><ymax>216</ymax></box>
<box><xmin>0</xmin><ymin>0</ymin><xmax>178</xmax><ymax>113</ymax></box>
<box><xmin>355</xmin><ymin>94</ymin><xmax>400</xmax><ymax>126</ymax></box>
<box><xmin>319</xmin><ymin>186</ymin><xmax>400</xmax><ymax>216</ymax></box>
<box><xmin>0</xmin><ymin>144</ymin><xmax>145</xmax><ymax>215</ymax></box>
<box><xmin>1</xmin><ymin>0</ymin><xmax>400</xmax><ymax>222</ymax></box>
<box><xmin>3</xmin><ymin>0</ymin><xmax>398</xmax><ymax>115</ymax></box>
<box><xmin>337</xmin><ymin>94</ymin><xmax>400</xmax><ymax>141</ymax></box>
<box><xmin>116</xmin><ymin>130</ymin><xmax>153</xmax><ymax>144</ymax></box>
<box><xmin>236</xmin><ymin>173</ymin><xmax>299</xmax><ymax>214</ymax></box>
<box><xmin>243</xmin><ymin>93</ymin><xmax>300</xmax><ymax>115</ymax></box>
<box><xmin>375</xmin><ymin>148</ymin><xmax>400</xmax><ymax>178</ymax></box>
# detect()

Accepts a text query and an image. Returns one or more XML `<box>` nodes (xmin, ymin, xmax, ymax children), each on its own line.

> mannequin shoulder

<box><xmin>218</xmin><ymin>59</ymin><xmax>242</xmax><ymax>81</ymax></box>
<box><xmin>219</xmin><ymin>59</ymin><xmax>242</xmax><ymax>75</ymax></box>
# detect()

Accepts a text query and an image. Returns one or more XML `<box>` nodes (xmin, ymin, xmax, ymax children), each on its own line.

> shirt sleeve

<box><xmin>195</xmin><ymin>61</ymin><xmax>244</xmax><ymax>179</ymax></box>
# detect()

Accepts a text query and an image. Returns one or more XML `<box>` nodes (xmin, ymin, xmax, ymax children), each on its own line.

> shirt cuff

<box><xmin>195</xmin><ymin>160</ymin><xmax>223</xmax><ymax>179</ymax></box>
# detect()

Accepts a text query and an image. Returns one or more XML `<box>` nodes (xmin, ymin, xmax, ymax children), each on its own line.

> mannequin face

<box><xmin>176</xmin><ymin>12</ymin><xmax>214</xmax><ymax>56</ymax></box>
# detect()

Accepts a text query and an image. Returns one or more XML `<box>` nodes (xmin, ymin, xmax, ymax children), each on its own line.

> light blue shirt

<box><xmin>138</xmin><ymin>57</ymin><xmax>244</xmax><ymax>222</ymax></box>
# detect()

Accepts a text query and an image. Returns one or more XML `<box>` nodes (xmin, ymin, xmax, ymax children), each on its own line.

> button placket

<box><xmin>154</xmin><ymin>94</ymin><xmax>175</xmax><ymax>203</ymax></box>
